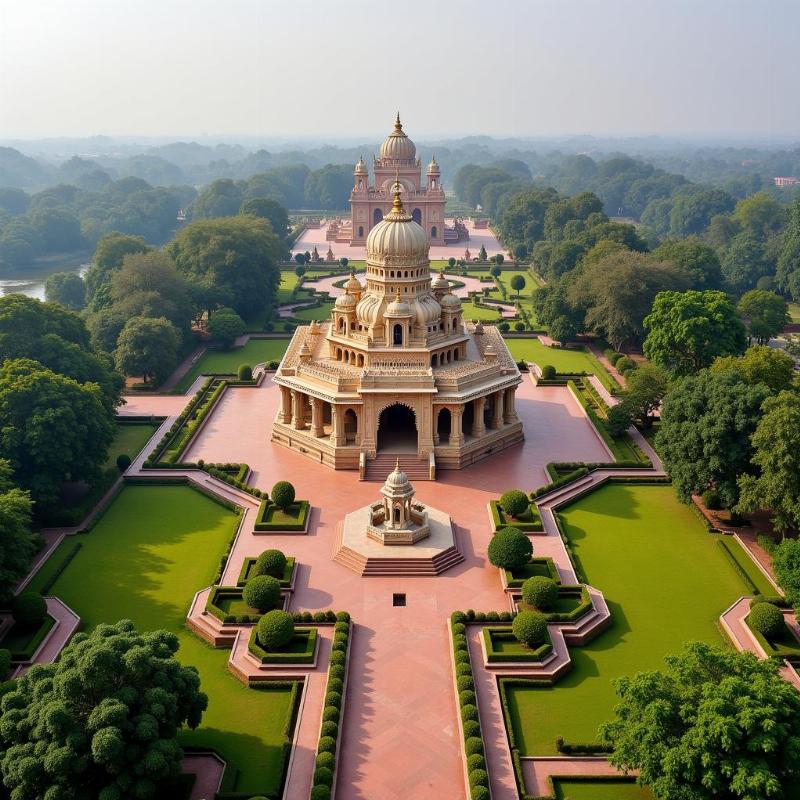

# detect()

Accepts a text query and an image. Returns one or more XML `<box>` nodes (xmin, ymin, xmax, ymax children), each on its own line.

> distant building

<box><xmin>774</xmin><ymin>176</ymin><xmax>800</xmax><ymax>187</ymax></box>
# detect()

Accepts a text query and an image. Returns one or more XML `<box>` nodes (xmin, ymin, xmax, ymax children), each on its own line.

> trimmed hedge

<box><xmin>489</xmin><ymin>500</ymin><xmax>543</xmax><ymax>533</ymax></box>
<box><xmin>482</xmin><ymin>627</ymin><xmax>552</xmax><ymax>663</ymax></box>
<box><xmin>487</xmin><ymin>527</ymin><xmax>533</xmax><ymax>570</ymax></box>
<box><xmin>748</xmin><ymin>601</ymin><xmax>785</xmax><ymax>639</ymax></box>
<box><xmin>237</xmin><ymin>556</ymin><xmax>295</xmax><ymax>589</ymax></box>
<box><xmin>12</xmin><ymin>593</ymin><xmax>47</xmax><ymax>629</ymax></box>
<box><xmin>503</xmin><ymin>557</ymin><xmax>560</xmax><ymax>589</ymax></box>
<box><xmin>254</xmin><ymin>499</ymin><xmax>311</xmax><ymax>532</ymax></box>
<box><xmin>249</xmin><ymin>626</ymin><xmax>318</xmax><ymax>665</ymax></box>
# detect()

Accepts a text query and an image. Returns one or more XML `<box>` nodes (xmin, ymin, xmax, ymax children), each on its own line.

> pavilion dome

<box><xmin>335</xmin><ymin>291</ymin><xmax>357</xmax><ymax>309</ymax></box>
<box><xmin>384</xmin><ymin>292</ymin><xmax>412</xmax><ymax>318</ymax></box>
<box><xmin>432</xmin><ymin>271</ymin><xmax>450</xmax><ymax>291</ymax></box>
<box><xmin>384</xmin><ymin>459</ymin><xmax>411</xmax><ymax>491</ymax></box>
<box><xmin>366</xmin><ymin>189</ymin><xmax>428</xmax><ymax>263</ymax></box>
<box><xmin>427</xmin><ymin>154</ymin><xmax>440</xmax><ymax>173</ymax></box>
<box><xmin>354</xmin><ymin>154</ymin><xmax>368</xmax><ymax>174</ymax></box>
<box><xmin>344</xmin><ymin>270</ymin><xmax>362</xmax><ymax>293</ymax></box>
<box><xmin>379</xmin><ymin>113</ymin><xmax>417</xmax><ymax>161</ymax></box>
<box><xmin>440</xmin><ymin>292</ymin><xmax>461</xmax><ymax>309</ymax></box>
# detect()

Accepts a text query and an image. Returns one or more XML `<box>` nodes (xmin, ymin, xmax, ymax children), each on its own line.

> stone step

<box><xmin>363</xmin><ymin>454</ymin><xmax>431</xmax><ymax>482</ymax></box>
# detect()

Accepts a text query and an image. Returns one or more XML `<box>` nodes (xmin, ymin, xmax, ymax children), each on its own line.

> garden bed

<box><xmin>489</xmin><ymin>500</ymin><xmax>543</xmax><ymax>532</ymax></box>
<box><xmin>206</xmin><ymin>585</ymin><xmax>287</xmax><ymax>624</ymax></box>
<box><xmin>237</xmin><ymin>557</ymin><xmax>296</xmax><ymax>589</ymax></box>
<box><xmin>247</xmin><ymin>626</ymin><xmax>318</xmax><ymax>665</ymax></box>
<box><xmin>746</xmin><ymin>616</ymin><xmax>800</xmax><ymax>662</ymax></box>
<box><xmin>504</xmin><ymin>558</ymin><xmax>560</xmax><ymax>589</ymax></box>
<box><xmin>515</xmin><ymin>585</ymin><xmax>593</xmax><ymax>623</ymax></box>
<box><xmin>482</xmin><ymin>626</ymin><xmax>552</xmax><ymax>663</ymax></box>
<box><xmin>2</xmin><ymin>615</ymin><xmax>56</xmax><ymax>661</ymax></box>
<box><xmin>254</xmin><ymin>500</ymin><xmax>310</xmax><ymax>532</ymax></box>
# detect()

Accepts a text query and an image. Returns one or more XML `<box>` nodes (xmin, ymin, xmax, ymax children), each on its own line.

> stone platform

<box><xmin>332</xmin><ymin>506</ymin><xmax>463</xmax><ymax>576</ymax></box>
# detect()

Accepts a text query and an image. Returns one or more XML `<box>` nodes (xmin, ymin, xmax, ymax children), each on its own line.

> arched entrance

<box><xmin>377</xmin><ymin>404</ymin><xmax>417</xmax><ymax>453</ymax></box>
<box><xmin>373</xmin><ymin>208</ymin><xmax>384</xmax><ymax>225</ymax></box>
<box><xmin>412</xmin><ymin>208</ymin><xmax>422</xmax><ymax>224</ymax></box>
<box><xmin>437</xmin><ymin>408</ymin><xmax>451</xmax><ymax>443</ymax></box>
<box><xmin>344</xmin><ymin>409</ymin><xmax>358</xmax><ymax>443</ymax></box>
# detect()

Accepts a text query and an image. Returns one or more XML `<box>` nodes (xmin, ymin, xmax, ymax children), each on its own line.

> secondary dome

<box><xmin>354</xmin><ymin>154</ymin><xmax>367</xmax><ymax>174</ymax></box>
<box><xmin>427</xmin><ymin>154</ymin><xmax>440</xmax><ymax>173</ymax></box>
<box><xmin>344</xmin><ymin>270</ymin><xmax>362</xmax><ymax>293</ymax></box>
<box><xmin>379</xmin><ymin>113</ymin><xmax>417</xmax><ymax>161</ymax></box>
<box><xmin>366</xmin><ymin>188</ymin><xmax>428</xmax><ymax>262</ymax></box>
<box><xmin>385</xmin><ymin>291</ymin><xmax>412</xmax><ymax>317</ymax></box>
<box><xmin>384</xmin><ymin>458</ymin><xmax>411</xmax><ymax>490</ymax></box>
<box><xmin>440</xmin><ymin>292</ymin><xmax>461</xmax><ymax>309</ymax></box>
<box><xmin>335</xmin><ymin>291</ymin><xmax>356</xmax><ymax>309</ymax></box>
<box><xmin>432</xmin><ymin>271</ymin><xmax>450</xmax><ymax>290</ymax></box>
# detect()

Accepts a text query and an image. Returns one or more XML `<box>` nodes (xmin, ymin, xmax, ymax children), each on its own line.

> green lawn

<box><xmin>292</xmin><ymin>301</ymin><xmax>334</xmax><ymax>321</ymax></box>
<box><xmin>27</xmin><ymin>486</ymin><xmax>296</xmax><ymax>796</ymax></box>
<box><xmin>506</xmin><ymin>339</ymin><xmax>604</xmax><ymax>376</ymax></box>
<box><xmin>505</xmin><ymin>484</ymin><xmax>769</xmax><ymax>755</ymax></box>
<box><xmin>174</xmin><ymin>339</ymin><xmax>290</xmax><ymax>393</ymax></box>
<box><xmin>789</xmin><ymin>302</ymin><xmax>800</xmax><ymax>323</ymax></box>
<box><xmin>461</xmin><ymin>301</ymin><xmax>504</xmax><ymax>321</ymax></box>
<box><xmin>554</xmin><ymin>781</ymin><xmax>655</xmax><ymax>800</ymax></box>
<box><xmin>104</xmin><ymin>423</ymin><xmax>158</xmax><ymax>469</ymax></box>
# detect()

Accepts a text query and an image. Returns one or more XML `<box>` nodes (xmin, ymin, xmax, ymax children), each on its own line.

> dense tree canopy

<box><xmin>85</xmin><ymin>232</ymin><xmax>151</xmax><ymax>309</ymax></box>
<box><xmin>736</xmin><ymin>290</ymin><xmax>789</xmax><ymax>344</ymax></box>
<box><xmin>643</xmin><ymin>290</ymin><xmax>747</xmax><ymax>375</ymax></box>
<box><xmin>615</xmin><ymin>364</ymin><xmax>669</xmax><ymax>427</ymax></box>
<box><xmin>710</xmin><ymin>345</ymin><xmax>796</xmax><ymax>393</ymax></box>
<box><xmin>600</xmin><ymin>642</ymin><xmax>800</xmax><ymax>800</ymax></box>
<box><xmin>0</xmin><ymin>619</ymin><xmax>207</xmax><ymax>800</ymax></box>
<box><xmin>776</xmin><ymin>197</ymin><xmax>800</xmax><ymax>300</ymax></box>
<box><xmin>656</xmin><ymin>369</ymin><xmax>769</xmax><ymax>507</ymax></box>
<box><xmin>167</xmin><ymin>216</ymin><xmax>282</xmax><ymax>319</ymax></box>
<box><xmin>737</xmin><ymin>391</ymin><xmax>800</xmax><ymax>533</ymax></box>
<box><xmin>0</xmin><ymin>459</ymin><xmax>36</xmax><ymax>603</ymax></box>
<box><xmin>652</xmin><ymin>237</ymin><xmax>723</xmax><ymax>289</ymax></box>
<box><xmin>239</xmin><ymin>197</ymin><xmax>290</xmax><ymax>242</ymax></box>
<box><xmin>44</xmin><ymin>271</ymin><xmax>86</xmax><ymax>310</ymax></box>
<box><xmin>114</xmin><ymin>316</ymin><xmax>182</xmax><ymax>384</ymax></box>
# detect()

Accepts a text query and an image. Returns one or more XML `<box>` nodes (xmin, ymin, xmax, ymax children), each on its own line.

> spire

<box><xmin>391</xmin><ymin>167</ymin><xmax>404</xmax><ymax>213</ymax></box>
<box><xmin>394</xmin><ymin>456</ymin><xmax>401</xmax><ymax>472</ymax></box>
<box><xmin>395</xmin><ymin>111</ymin><xmax>402</xmax><ymax>130</ymax></box>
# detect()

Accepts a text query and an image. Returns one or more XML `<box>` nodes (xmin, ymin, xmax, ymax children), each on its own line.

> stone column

<box><xmin>292</xmin><ymin>391</ymin><xmax>306</xmax><ymax>430</ymax></box>
<box><xmin>311</xmin><ymin>398</ymin><xmax>324</xmax><ymax>437</ymax></box>
<box><xmin>432</xmin><ymin>407</ymin><xmax>441</xmax><ymax>446</ymax></box>
<box><xmin>504</xmin><ymin>388</ymin><xmax>518</xmax><ymax>423</ymax></box>
<box><xmin>449</xmin><ymin>405</ymin><xmax>465</xmax><ymax>447</ymax></box>
<box><xmin>472</xmin><ymin>397</ymin><xmax>486</xmax><ymax>438</ymax></box>
<box><xmin>331</xmin><ymin>405</ymin><xmax>346</xmax><ymax>446</ymax></box>
<box><xmin>491</xmin><ymin>390</ymin><xmax>504</xmax><ymax>429</ymax></box>
<box><xmin>279</xmin><ymin>386</ymin><xmax>292</xmax><ymax>425</ymax></box>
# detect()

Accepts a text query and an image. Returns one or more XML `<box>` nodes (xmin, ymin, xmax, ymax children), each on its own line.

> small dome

<box><xmin>366</xmin><ymin>188</ymin><xmax>428</xmax><ymax>263</ymax></box>
<box><xmin>335</xmin><ymin>291</ymin><xmax>357</xmax><ymax>309</ymax></box>
<box><xmin>427</xmin><ymin>154</ymin><xmax>440</xmax><ymax>173</ymax></box>
<box><xmin>344</xmin><ymin>270</ymin><xmax>362</xmax><ymax>293</ymax></box>
<box><xmin>379</xmin><ymin>113</ymin><xmax>417</xmax><ymax>161</ymax></box>
<box><xmin>384</xmin><ymin>458</ymin><xmax>411</xmax><ymax>489</ymax></box>
<box><xmin>440</xmin><ymin>292</ymin><xmax>461</xmax><ymax>309</ymax></box>
<box><xmin>385</xmin><ymin>291</ymin><xmax>412</xmax><ymax>317</ymax></box>
<box><xmin>432</xmin><ymin>271</ymin><xmax>450</xmax><ymax>290</ymax></box>
<box><xmin>355</xmin><ymin>155</ymin><xmax>368</xmax><ymax>174</ymax></box>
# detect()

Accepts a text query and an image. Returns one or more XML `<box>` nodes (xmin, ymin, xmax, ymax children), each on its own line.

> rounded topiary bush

<box><xmin>512</xmin><ymin>610</ymin><xmax>548</xmax><ymax>648</ymax></box>
<box><xmin>498</xmin><ymin>322</ymin><xmax>510</xmax><ymax>333</ymax></box>
<box><xmin>701</xmin><ymin>488</ymin><xmax>722</xmax><ymax>510</ymax></box>
<box><xmin>749</xmin><ymin>601</ymin><xmax>785</xmax><ymax>639</ymax></box>
<box><xmin>457</xmin><ymin>675</ymin><xmax>474</xmax><ymax>692</ymax></box>
<box><xmin>469</xmin><ymin>769</ymin><xmax>489</xmax><ymax>788</ymax></box>
<box><xmin>487</xmin><ymin>527</ymin><xmax>532</xmax><ymax>570</ymax></box>
<box><xmin>12</xmin><ymin>592</ymin><xmax>47</xmax><ymax>629</ymax></box>
<box><xmin>327</xmin><ymin>677</ymin><xmax>344</xmax><ymax>694</ymax></box>
<box><xmin>310</xmin><ymin>785</ymin><xmax>331</xmax><ymax>800</ymax></box>
<box><xmin>499</xmin><ymin>489</ymin><xmax>529</xmax><ymax>519</ymax></box>
<box><xmin>257</xmin><ymin>609</ymin><xmax>294</xmax><ymax>650</ymax></box>
<box><xmin>237</xmin><ymin>364</ymin><xmax>253</xmax><ymax>381</ymax></box>
<box><xmin>467</xmin><ymin>754</ymin><xmax>486</xmax><ymax>772</ymax></box>
<box><xmin>313</xmin><ymin>766</ymin><xmax>333</xmax><ymax>787</ymax></box>
<box><xmin>271</xmin><ymin>481</ymin><xmax>296</xmax><ymax>510</ymax></box>
<box><xmin>316</xmin><ymin>751</ymin><xmax>335</xmax><ymax>770</ymax></box>
<box><xmin>463</xmin><ymin>720</ymin><xmax>481</xmax><ymax>739</ymax></box>
<box><xmin>465</xmin><ymin>737</ymin><xmax>484</xmax><ymax>756</ymax></box>
<box><xmin>514</xmin><ymin>321</ymin><xmax>525</xmax><ymax>332</ymax></box>
<box><xmin>461</xmin><ymin>704</ymin><xmax>479</xmax><ymax>723</ymax></box>
<box><xmin>243</xmin><ymin>575</ymin><xmax>282</xmax><ymax>613</ymax></box>
<box><xmin>541</xmin><ymin>364</ymin><xmax>556</xmax><ymax>380</ymax></box>
<box><xmin>471</xmin><ymin>786</ymin><xmax>490</xmax><ymax>800</ymax></box>
<box><xmin>459</xmin><ymin>690</ymin><xmax>476</xmax><ymax>706</ymax></box>
<box><xmin>317</xmin><ymin>736</ymin><xmax>337</xmax><ymax>755</ymax></box>
<box><xmin>254</xmin><ymin>548</ymin><xmax>287</xmax><ymax>579</ymax></box>
<box><xmin>326</xmin><ymin>691</ymin><xmax>342</xmax><ymax>709</ymax></box>
<box><xmin>116</xmin><ymin>453</ymin><xmax>131</xmax><ymax>473</ymax></box>
<box><xmin>320</xmin><ymin>720</ymin><xmax>338</xmax><ymax>738</ymax></box>
<box><xmin>322</xmin><ymin>706</ymin><xmax>339</xmax><ymax>723</ymax></box>
<box><xmin>521</xmin><ymin>576</ymin><xmax>559</xmax><ymax>610</ymax></box>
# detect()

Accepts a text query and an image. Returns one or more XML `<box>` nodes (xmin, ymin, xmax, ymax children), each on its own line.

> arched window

<box><xmin>358</xmin><ymin>226</ymin><xmax>363</xmax><ymax>237</ymax></box>
<box><xmin>373</xmin><ymin>208</ymin><xmax>383</xmax><ymax>225</ymax></box>
<box><xmin>452</xmin><ymin>318</ymin><xmax>457</xmax><ymax>331</ymax></box>
<box><xmin>431</xmin><ymin>225</ymin><xmax>437</xmax><ymax>238</ymax></box>
<box><xmin>404</xmin><ymin>271</ymin><xmax>408</xmax><ymax>278</ymax></box>
<box><xmin>393</xmin><ymin>324</ymin><xmax>403</xmax><ymax>346</ymax></box>
<box><xmin>338</xmin><ymin>317</ymin><xmax>344</xmax><ymax>330</ymax></box>
<box><xmin>412</xmin><ymin>208</ymin><xmax>422</xmax><ymax>224</ymax></box>
<box><xmin>432</xmin><ymin>354</ymin><xmax>438</xmax><ymax>367</ymax></box>
<box><xmin>393</xmin><ymin>506</ymin><xmax>400</xmax><ymax>524</ymax></box>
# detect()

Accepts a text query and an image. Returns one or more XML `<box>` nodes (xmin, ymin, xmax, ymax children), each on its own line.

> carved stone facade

<box><xmin>272</xmin><ymin>183</ymin><xmax>523</xmax><ymax>475</ymax></box>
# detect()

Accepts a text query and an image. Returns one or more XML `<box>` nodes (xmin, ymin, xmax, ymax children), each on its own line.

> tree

<box><xmin>114</xmin><ymin>316</ymin><xmax>181</xmax><ymax>384</ymax></box>
<box><xmin>710</xmin><ymin>345</ymin><xmax>796</xmax><ymax>393</ymax></box>
<box><xmin>668</xmin><ymin>189</ymin><xmax>734</xmax><ymax>237</ymax></box>
<box><xmin>478</xmin><ymin>245</ymin><xmax>488</xmax><ymax>262</ymax></box>
<box><xmin>532</xmin><ymin>281</ymin><xmax>583</xmax><ymax>343</ymax></box>
<box><xmin>569</xmin><ymin>252</ymin><xmax>688</xmax><ymax>349</ymax></box>
<box><xmin>0</xmin><ymin>459</ymin><xmax>36</xmax><ymax>603</ymax></box>
<box><xmin>616</xmin><ymin>364</ymin><xmax>669</xmax><ymax>428</ymax></box>
<box><xmin>27</xmin><ymin>207</ymin><xmax>85</xmax><ymax>253</ymax></box>
<box><xmin>487</xmin><ymin>527</ymin><xmax>532</xmax><ymax>569</ymax></box>
<box><xmin>776</xmin><ymin>197</ymin><xmax>800</xmax><ymax>300</ymax></box>
<box><xmin>0</xmin><ymin>619</ymin><xmax>207</xmax><ymax>800</ymax></box>
<box><xmin>44</xmin><ymin>271</ymin><xmax>86</xmax><ymax>310</ymax></box>
<box><xmin>652</xmin><ymin>237</ymin><xmax>723</xmax><ymax>289</ymax></box>
<box><xmin>490</xmin><ymin>264</ymin><xmax>501</xmax><ymax>278</ymax></box>
<box><xmin>769</xmin><ymin>539</ymin><xmax>800</xmax><ymax>605</ymax></box>
<box><xmin>168</xmin><ymin>216</ymin><xmax>282</xmax><ymax>319</ymax></box>
<box><xmin>85</xmin><ymin>232</ymin><xmax>150</xmax><ymax>308</ymax></box>
<box><xmin>600</xmin><ymin>641</ymin><xmax>800</xmax><ymax>800</ymax></box>
<box><xmin>239</xmin><ymin>196</ymin><xmax>289</xmax><ymax>243</ymax></box>
<box><xmin>736</xmin><ymin>290</ymin><xmax>789</xmax><ymax>344</ymax></box>
<box><xmin>510</xmin><ymin>274</ymin><xmax>526</xmax><ymax>298</ymax></box>
<box><xmin>656</xmin><ymin>369</ymin><xmax>769</xmax><ymax>507</ymax></box>
<box><xmin>207</xmin><ymin>309</ymin><xmax>245</xmax><ymax>348</ymax></box>
<box><xmin>643</xmin><ymin>290</ymin><xmax>747</xmax><ymax>375</ymax></box>
<box><xmin>192</xmin><ymin>178</ymin><xmax>244</xmax><ymax>219</ymax></box>
<box><xmin>737</xmin><ymin>391</ymin><xmax>800</xmax><ymax>534</ymax></box>
<box><xmin>722</xmin><ymin>232</ymin><xmax>769</xmax><ymax>294</ymax></box>
<box><xmin>295</xmin><ymin>265</ymin><xmax>306</xmax><ymax>278</ymax></box>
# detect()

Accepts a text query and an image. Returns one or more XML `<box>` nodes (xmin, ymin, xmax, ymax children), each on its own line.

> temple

<box><xmin>271</xmin><ymin>179</ymin><xmax>524</xmax><ymax>478</ymax></box>
<box><xmin>326</xmin><ymin>114</ymin><xmax>468</xmax><ymax>247</ymax></box>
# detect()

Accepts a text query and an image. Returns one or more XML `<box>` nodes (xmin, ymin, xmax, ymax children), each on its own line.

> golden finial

<box><xmin>391</xmin><ymin>167</ymin><xmax>404</xmax><ymax>213</ymax></box>
<box><xmin>395</xmin><ymin>111</ymin><xmax>402</xmax><ymax>130</ymax></box>
<box><xmin>394</xmin><ymin>456</ymin><xmax>401</xmax><ymax>472</ymax></box>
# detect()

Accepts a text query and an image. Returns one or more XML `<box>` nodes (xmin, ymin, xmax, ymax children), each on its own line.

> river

<box><xmin>0</xmin><ymin>255</ymin><xmax>91</xmax><ymax>301</ymax></box>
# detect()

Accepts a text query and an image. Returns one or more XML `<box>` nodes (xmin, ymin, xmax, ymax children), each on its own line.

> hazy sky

<box><xmin>1</xmin><ymin>0</ymin><xmax>798</xmax><ymax>140</ymax></box>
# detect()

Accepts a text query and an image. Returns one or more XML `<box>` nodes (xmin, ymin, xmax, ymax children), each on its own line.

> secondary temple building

<box><xmin>327</xmin><ymin>114</ymin><xmax>468</xmax><ymax>247</ymax></box>
<box><xmin>272</xmin><ymin>183</ymin><xmax>524</xmax><ymax>477</ymax></box>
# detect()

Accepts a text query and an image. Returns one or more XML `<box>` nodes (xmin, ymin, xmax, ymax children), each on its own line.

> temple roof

<box><xmin>379</xmin><ymin>113</ymin><xmax>417</xmax><ymax>161</ymax></box>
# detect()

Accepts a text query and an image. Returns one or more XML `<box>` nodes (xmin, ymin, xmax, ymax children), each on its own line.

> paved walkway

<box><xmin>11</xmin><ymin>597</ymin><xmax>80</xmax><ymax>678</ymax></box>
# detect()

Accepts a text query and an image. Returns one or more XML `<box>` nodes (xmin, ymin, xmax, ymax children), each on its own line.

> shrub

<box><xmin>701</xmin><ymin>488</ymin><xmax>722</xmax><ymax>510</ymax></box>
<box><xmin>487</xmin><ymin>527</ymin><xmax>532</xmax><ymax>570</ymax></box>
<box><xmin>748</xmin><ymin>601</ymin><xmax>785</xmax><ymax>639</ymax></box>
<box><xmin>469</xmin><ymin>769</ymin><xmax>489</xmax><ymax>788</ymax></box>
<box><xmin>271</xmin><ymin>480</ymin><xmax>296</xmax><ymax>510</ymax></box>
<box><xmin>514</xmin><ymin>321</ymin><xmax>525</xmax><ymax>332</ymax></box>
<box><xmin>461</xmin><ymin>704</ymin><xmax>479</xmax><ymax>723</ymax></box>
<box><xmin>317</xmin><ymin>736</ymin><xmax>337</xmax><ymax>754</ymax></box>
<box><xmin>316</xmin><ymin>752</ymin><xmax>335</xmax><ymax>770</ymax></box>
<box><xmin>256</xmin><ymin>609</ymin><xmax>294</xmax><ymax>649</ymax></box>
<box><xmin>541</xmin><ymin>364</ymin><xmax>556</xmax><ymax>379</ymax></box>
<box><xmin>313</xmin><ymin>767</ymin><xmax>333</xmax><ymax>787</ymax></box>
<box><xmin>320</xmin><ymin>721</ymin><xmax>338</xmax><ymax>738</ymax></box>
<box><xmin>521</xmin><ymin>576</ymin><xmax>559</xmax><ymax>610</ymax></box>
<box><xmin>499</xmin><ymin>490</ymin><xmax>529</xmax><ymax>519</ymax></box>
<box><xmin>512</xmin><ymin>611</ymin><xmax>548</xmax><ymax>648</ymax></box>
<box><xmin>465</xmin><ymin>737</ymin><xmax>484</xmax><ymax>756</ymax></box>
<box><xmin>606</xmin><ymin>404</ymin><xmax>633</xmax><ymax>437</ymax></box>
<box><xmin>616</xmin><ymin>356</ymin><xmax>636</xmax><ymax>374</ymax></box>
<box><xmin>325</xmin><ymin>691</ymin><xmax>342</xmax><ymax>709</ymax></box>
<box><xmin>254</xmin><ymin>548</ymin><xmax>287</xmax><ymax>578</ymax></box>
<box><xmin>237</xmin><ymin>364</ymin><xmax>252</xmax><ymax>381</ymax></box>
<box><xmin>12</xmin><ymin>593</ymin><xmax>47</xmax><ymax>630</ymax></box>
<box><xmin>463</xmin><ymin>720</ymin><xmax>481</xmax><ymax>738</ymax></box>
<box><xmin>471</xmin><ymin>787</ymin><xmax>490</xmax><ymax>800</ymax></box>
<box><xmin>116</xmin><ymin>453</ymin><xmax>131</xmax><ymax>472</ymax></box>
<box><xmin>466</xmin><ymin>754</ymin><xmax>486</xmax><ymax>772</ymax></box>
<box><xmin>243</xmin><ymin>575</ymin><xmax>282</xmax><ymax>612</ymax></box>
<box><xmin>0</xmin><ymin>649</ymin><xmax>10</xmax><ymax>678</ymax></box>
<box><xmin>457</xmin><ymin>675</ymin><xmax>474</xmax><ymax>692</ymax></box>
<box><xmin>327</xmin><ymin>677</ymin><xmax>344</xmax><ymax>694</ymax></box>
<box><xmin>310</xmin><ymin>786</ymin><xmax>331</xmax><ymax>800</ymax></box>
<box><xmin>608</xmin><ymin>351</ymin><xmax>624</xmax><ymax>365</ymax></box>
<box><xmin>498</xmin><ymin>322</ymin><xmax>510</xmax><ymax>333</ymax></box>
<box><xmin>459</xmin><ymin>690</ymin><xmax>476</xmax><ymax>706</ymax></box>
<box><xmin>322</xmin><ymin>707</ymin><xmax>339</xmax><ymax>723</ymax></box>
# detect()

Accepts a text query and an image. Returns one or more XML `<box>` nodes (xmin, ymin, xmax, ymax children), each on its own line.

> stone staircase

<box><xmin>363</xmin><ymin>453</ymin><xmax>431</xmax><ymax>482</ymax></box>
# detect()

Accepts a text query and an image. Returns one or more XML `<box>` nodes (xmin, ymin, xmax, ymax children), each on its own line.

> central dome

<box><xmin>366</xmin><ymin>186</ymin><xmax>428</xmax><ymax>262</ymax></box>
<box><xmin>379</xmin><ymin>113</ymin><xmax>417</xmax><ymax>161</ymax></box>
